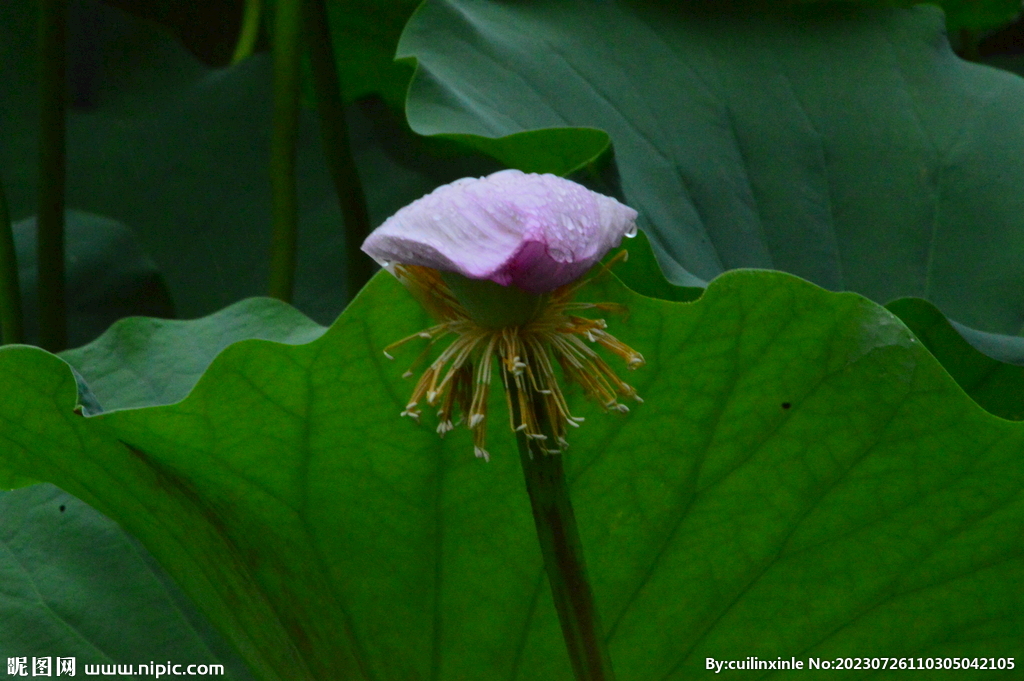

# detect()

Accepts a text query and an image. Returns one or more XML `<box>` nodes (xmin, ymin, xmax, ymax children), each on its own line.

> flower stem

<box><xmin>268</xmin><ymin>0</ymin><xmax>302</xmax><ymax>302</ymax></box>
<box><xmin>510</xmin><ymin>381</ymin><xmax>616</xmax><ymax>681</ymax></box>
<box><xmin>303</xmin><ymin>0</ymin><xmax>373</xmax><ymax>302</ymax></box>
<box><xmin>37</xmin><ymin>0</ymin><xmax>68</xmax><ymax>351</ymax></box>
<box><xmin>0</xmin><ymin>174</ymin><xmax>24</xmax><ymax>345</ymax></box>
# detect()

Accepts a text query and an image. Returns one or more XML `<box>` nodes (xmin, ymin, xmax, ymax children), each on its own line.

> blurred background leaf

<box><xmin>13</xmin><ymin>210</ymin><xmax>174</xmax><ymax>348</ymax></box>
<box><xmin>0</xmin><ymin>0</ymin><xmax>496</xmax><ymax>335</ymax></box>
<box><xmin>888</xmin><ymin>296</ymin><xmax>1024</xmax><ymax>420</ymax></box>
<box><xmin>399</xmin><ymin>0</ymin><xmax>1024</xmax><ymax>337</ymax></box>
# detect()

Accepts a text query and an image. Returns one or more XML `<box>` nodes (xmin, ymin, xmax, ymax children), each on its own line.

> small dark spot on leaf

<box><xmin>781</xmin><ymin>402</ymin><xmax>791</xmax><ymax>410</ymax></box>
<box><xmin>59</xmin><ymin>505</ymin><xmax>66</xmax><ymax>512</ymax></box>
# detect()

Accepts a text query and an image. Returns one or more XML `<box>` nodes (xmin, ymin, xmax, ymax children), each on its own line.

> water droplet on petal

<box><xmin>624</xmin><ymin>224</ymin><xmax>638</xmax><ymax>238</ymax></box>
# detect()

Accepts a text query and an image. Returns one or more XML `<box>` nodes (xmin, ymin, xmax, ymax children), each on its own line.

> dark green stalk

<box><xmin>268</xmin><ymin>0</ymin><xmax>303</xmax><ymax>302</ymax></box>
<box><xmin>37</xmin><ymin>0</ymin><xmax>68</xmax><ymax>351</ymax></box>
<box><xmin>230</xmin><ymin>0</ymin><xmax>262</xmax><ymax>65</ymax></box>
<box><xmin>510</xmin><ymin>380</ymin><xmax>616</xmax><ymax>681</ymax></box>
<box><xmin>303</xmin><ymin>0</ymin><xmax>373</xmax><ymax>301</ymax></box>
<box><xmin>0</xmin><ymin>175</ymin><xmax>24</xmax><ymax>344</ymax></box>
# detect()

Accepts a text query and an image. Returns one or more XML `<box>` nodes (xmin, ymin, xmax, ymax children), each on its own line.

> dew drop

<box><xmin>624</xmin><ymin>224</ymin><xmax>638</xmax><ymax>238</ymax></box>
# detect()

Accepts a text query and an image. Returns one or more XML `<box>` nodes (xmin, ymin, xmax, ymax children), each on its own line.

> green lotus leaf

<box><xmin>399</xmin><ymin>1</ymin><xmax>1024</xmax><ymax>336</ymax></box>
<box><xmin>0</xmin><ymin>483</ymin><xmax>253</xmax><ymax>679</ymax></box>
<box><xmin>0</xmin><ymin>268</ymin><xmax>1020</xmax><ymax>678</ymax></box>
<box><xmin>61</xmin><ymin>297</ymin><xmax>325</xmax><ymax>412</ymax></box>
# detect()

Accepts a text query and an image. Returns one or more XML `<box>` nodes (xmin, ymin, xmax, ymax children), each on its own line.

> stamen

<box><xmin>383</xmin><ymin>259</ymin><xmax>643</xmax><ymax>460</ymax></box>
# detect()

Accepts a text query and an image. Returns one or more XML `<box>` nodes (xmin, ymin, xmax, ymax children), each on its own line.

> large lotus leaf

<box><xmin>0</xmin><ymin>483</ymin><xmax>253</xmax><ymax>679</ymax></box>
<box><xmin>619</xmin><ymin>232</ymin><xmax>1024</xmax><ymax>426</ymax></box>
<box><xmin>621</xmin><ymin>234</ymin><xmax>1024</xmax><ymax>424</ymax></box>
<box><xmin>399</xmin><ymin>1</ymin><xmax>1024</xmax><ymax>336</ymax></box>
<box><xmin>0</xmin><ymin>267</ymin><xmax>1021</xmax><ymax>678</ymax></box>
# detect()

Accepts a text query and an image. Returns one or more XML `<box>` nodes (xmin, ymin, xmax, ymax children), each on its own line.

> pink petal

<box><xmin>361</xmin><ymin>169</ymin><xmax>638</xmax><ymax>293</ymax></box>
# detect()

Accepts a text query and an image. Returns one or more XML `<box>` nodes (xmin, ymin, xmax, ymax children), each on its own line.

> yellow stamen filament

<box><xmin>385</xmin><ymin>261</ymin><xmax>645</xmax><ymax>459</ymax></box>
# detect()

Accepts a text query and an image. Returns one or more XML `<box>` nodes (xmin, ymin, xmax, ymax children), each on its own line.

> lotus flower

<box><xmin>361</xmin><ymin>169</ymin><xmax>638</xmax><ymax>294</ymax></box>
<box><xmin>362</xmin><ymin>170</ymin><xmax>644</xmax><ymax>461</ymax></box>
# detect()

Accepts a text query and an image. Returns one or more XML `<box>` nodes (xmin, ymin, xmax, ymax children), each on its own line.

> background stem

<box><xmin>0</xmin><ymin>175</ymin><xmax>24</xmax><ymax>345</ymax></box>
<box><xmin>230</xmin><ymin>0</ymin><xmax>262</xmax><ymax>65</ymax></box>
<box><xmin>304</xmin><ymin>0</ymin><xmax>374</xmax><ymax>303</ymax></box>
<box><xmin>37</xmin><ymin>0</ymin><xmax>68</xmax><ymax>351</ymax></box>
<box><xmin>510</xmin><ymin>380</ymin><xmax>616</xmax><ymax>681</ymax></box>
<box><xmin>268</xmin><ymin>0</ymin><xmax>303</xmax><ymax>302</ymax></box>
